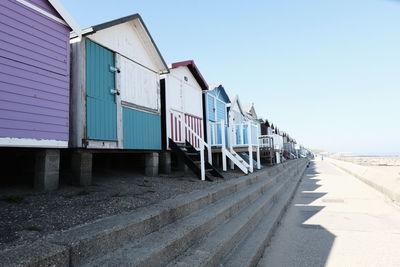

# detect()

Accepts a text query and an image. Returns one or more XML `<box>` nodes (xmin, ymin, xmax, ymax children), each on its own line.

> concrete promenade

<box><xmin>258</xmin><ymin>159</ymin><xmax>400</xmax><ymax>267</ymax></box>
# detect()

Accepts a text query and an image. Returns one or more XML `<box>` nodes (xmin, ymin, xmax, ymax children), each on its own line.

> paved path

<box><xmin>258</xmin><ymin>159</ymin><xmax>400</xmax><ymax>267</ymax></box>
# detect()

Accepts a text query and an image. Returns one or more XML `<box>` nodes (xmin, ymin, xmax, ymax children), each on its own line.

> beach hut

<box><xmin>243</xmin><ymin>103</ymin><xmax>258</xmax><ymax>121</ymax></box>
<box><xmin>243</xmin><ymin>102</ymin><xmax>262</xmax><ymax>141</ymax></box>
<box><xmin>0</xmin><ymin>0</ymin><xmax>80</xmax><ymax>190</ymax></box>
<box><xmin>260</xmin><ymin>119</ymin><xmax>273</xmax><ymax>136</ymax></box>
<box><xmin>259</xmin><ymin>120</ymin><xmax>275</xmax><ymax>165</ymax></box>
<box><xmin>160</xmin><ymin>60</ymin><xmax>221</xmax><ymax>181</ymax></box>
<box><xmin>203</xmin><ymin>87</ymin><xmax>260</xmax><ymax>174</ymax></box>
<box><xmin>227</xmin><ymin>95</ymin><xmax>261</xmax><ymax>173</ymax></box>
<box><xmin>229</xmin><ymin>95</ymin><xmax>248</xmax><ymax>146</ymax></box>
<box><xmin>69</xmin><ymin>14</ymin><xmax>168</xmax><ymax>185</ymax></box>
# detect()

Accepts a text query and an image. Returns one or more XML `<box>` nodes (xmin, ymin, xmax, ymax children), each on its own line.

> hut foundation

<box><xmin>71</xmin><ymin>152</ymin><xmax>93</xmax><ymax>186</ymax></box>
<box><xmin>34</xmin><ymin>149</ymin><xmax>60</xmax><ymax>191</ymax></box>
<box><xmin>145</xmin><ymin>152</ymin><xmax>159</xmax><ymax>177</ymax></box>
<box><xmin>159</xmin><ymin>151</ymin><xmax>171</xmax><ymax>174</ymax></box>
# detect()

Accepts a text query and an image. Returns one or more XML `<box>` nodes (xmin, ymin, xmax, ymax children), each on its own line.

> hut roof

<box><xmin>229</xmin><ymin>94</ymin><xmax>245</xmax><ymax>115</ymax></box>
<box><xmin>30</xmin><ymin>0</ymin><xmax>81</xmax><ymax>35</ymax></box>
<box><xmin>207</xmin><ymin>84</ymin><xmax>231</xmax><ymax>103</ymax></box>
<box><xmin>79</xmin><ymin>14</ymin><xmax>168</xmax><ymax>73</ymax></box>
<box><xmin>171</xmin><ymin>60</ymin><xmax>208</xmax><ymax>90</ymax></box>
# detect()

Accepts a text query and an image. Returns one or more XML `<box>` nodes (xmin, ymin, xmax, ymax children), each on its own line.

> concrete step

<box><xmin>165</xmin><ymin>166</ymin><xmax>299</xmax><ymax>267</ymax></box>
<box><xmin>84</xmin><ymin>163</ymin><xmax>299</xmax><ymax>267</ymax></box>
<box><xmin>48</xmin><ymin>162</ymin><xmax>295</xmax><ymax>266</ymax></box>
<box><xmin>0</xmin><ymin>159</ymin><xmax>306</xmax><ymax>267</ymax></box>
<box><xmin>224</xmin><ymin>160</ymin><xmax>307</xmax><ymax>267</ymax></box>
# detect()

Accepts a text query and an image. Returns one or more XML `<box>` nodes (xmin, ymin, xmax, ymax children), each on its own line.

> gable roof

<box><xmin>171</xmin><ymin>60</ymin><xmax>208</xmax><ymax>90</ymax></box>
<box><xmin>229</xmin><ymin>94</ymin><xmax>245</xmax><ymax>115</ymax></box>
<box><xmin>207</xmin><ymin>84</ymin><xmax>231</xmax><ymax>103</ymax></box>
<box><xmin>78</xmin><ymin>14</ymin><xmax>168</xmax><ymax>73</ymax></box>
<box><xmin>243</xmin><ymin>103</ymin><xmax>258</xmax><ymax>119</ymax></box>
<box><xmin>48</xmin><ymin>0</ymin><xmax>81</xmax><ymax>35</ymax></box>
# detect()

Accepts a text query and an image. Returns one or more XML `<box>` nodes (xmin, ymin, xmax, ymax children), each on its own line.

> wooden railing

<box><xmin>170</xmin><ymin>111</ymin><xmax>212</xmax><ymax>181</ymax></box>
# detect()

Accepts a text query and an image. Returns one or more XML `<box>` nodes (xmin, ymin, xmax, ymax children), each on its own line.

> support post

<box><xmin>240</xmin><ymin>124</ymin><xmax>244</xmax><ymax>145</ymax></box>
<box><xmin>200</xmin><ymin>145</ymin><xmax>205</xmax><ymax>181</ymax></box>
<box><xmin>221</xmin><ymin>120</ymin><xmax>227</xmax><ymax>171</ymax></box>
<box><xmin>248</xmin><ymin>121</ymin><xmax>253</xmax><ymax>173</ymax></box>
<box><xmin>159</xmin><ymin>151</ymin><xmax>171</xmax><ymax>174</ymax></box>
<box><xmin>71</xmin><ymin>151</ymin><xmax>92</xmax><ymax>186</ymax></box>
<box><xmin>35</xmin><ymin>149</ymin><xmax>60</xmax><ymax>191</ymax></box>
<box><xmin>257</xmin><ymin>146</ymin><xmax>261</xmax><ymax>170</ymax></box>
<box><xmin>229</xmin><ymin>126</ymin><xmax>235</xmax><ymax>170</ymax></box>
<box><xmin>256</xmin><ymin>124</ymin><xmax>261</xmax><ymax>170</ymax></box>
<box><xmin>145</xmin><ymin>152</ymin><xmax>159</xmax><ymax>177</ymax></box>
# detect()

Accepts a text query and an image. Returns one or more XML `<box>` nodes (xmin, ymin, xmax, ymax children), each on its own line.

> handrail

<box><xmin>171</xmin><ymin>111</ymin><xmax>211</xmax><ymax>181</ymax></box>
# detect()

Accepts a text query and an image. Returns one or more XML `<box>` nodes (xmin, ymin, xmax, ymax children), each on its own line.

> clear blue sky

<box><xmin>62</xmin><ymin>0</ymin><xmax>400</xmax><ymax>155</ymax></box>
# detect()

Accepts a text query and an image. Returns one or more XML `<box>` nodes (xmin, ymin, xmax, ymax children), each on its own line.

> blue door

<box><xmin>207</xmin><ymin>94</ymin><xmax>216</xmax><ymax>122</ymax></box>
<box><xmin>86</xmin><ymin>40</ymin><xmax>117</xmax><ymax>141</ymax></box>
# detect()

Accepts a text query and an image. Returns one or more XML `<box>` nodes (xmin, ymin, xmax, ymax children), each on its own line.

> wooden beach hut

<box><xmin>160</xmin><ymin>60</ymin><xmax>222</xmax><ymax>181</ymax></box>
<box><xmin>0</xmin><ymin>0</ymin><xmax>80</xmax><ymax>190</ymax></box>
<box><xmin>259</xmin><ymin>119</ymin><xmax>275</xmax><ymax>165</ymax></box>
<box><xmin>203</xmin><ymin>88</ymin><xmax>260</xmax><ymax>175</ymax></box>
<box><xmin>226</xmin><ymin>95</ymin><xmax>261</xmax><ymax>173</ymax></box>
<box><xmin>69</xmin><ymin>14</ymin><xmax>168</xmax><ymax>185</ymax></box>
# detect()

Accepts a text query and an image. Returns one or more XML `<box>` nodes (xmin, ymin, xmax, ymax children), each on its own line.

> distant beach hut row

<box><xmin>0</xmin><ymin>0</ymin><xmax>306</xmax><ymax>191</ymax></box>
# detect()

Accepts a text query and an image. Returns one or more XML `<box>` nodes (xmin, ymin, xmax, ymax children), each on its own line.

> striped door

<box><xmin>86</xmin><ymin>40</ymin><xmax>117</xmax><ymax>141</ymax></box>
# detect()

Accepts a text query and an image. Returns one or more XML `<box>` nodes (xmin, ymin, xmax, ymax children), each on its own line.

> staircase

<box><xmin>222</xmin><ymin>148</ymin><xmax>250</xmax><ymax>174</ymax></box>
<box><xmin>0</xmin><ymin>159</ymin><xmax>309</xmax><ymax>266</ymax></box>
<box><xmin>237</xmin><ymin>151</ymin><xmax>259</xmax><ymax>168</ymax></box>
<box><xmin>169</xmin><ymin>138</ymin><xmax>223</xmax><ymax>181</ymax></box>
<box><xmin>84</xmin><ymin>159</ymin><xmax>308</xmax><ymax>267</ymax></box>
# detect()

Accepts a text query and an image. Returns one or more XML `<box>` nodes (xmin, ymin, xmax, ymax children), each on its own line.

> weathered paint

<box><xmin>70</xmin><ymin>15</ymin><xmax>167</xmax><ymax>150</ymax></box>
<box><xmin>119</xmin><ymin>55</ymin><xmax>159</xmax><ymax>111</ymax></box>
<box><xmin>123</xmin><ymin>107</ymin><xmax>161</xmax><ymax>149</ymax></box>
<box><xmin>0</xmin><ymin>0</ymin><xmax>71</xmax><ymax>145</ymax></box>
<box><xmin>88</xmin><ymin>19</ymin><xmax>162</xmax><ymax>73</ymax></box>
<box><xmin>85</xmin><ymin>39</ymin><xmax>117</xmax><ymax>141</ymax></box>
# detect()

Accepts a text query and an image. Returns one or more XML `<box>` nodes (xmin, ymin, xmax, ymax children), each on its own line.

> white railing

<box><xmin>208</xmin><ymin>121</ymin><xmax>227</xmax><ymax>147</ymax></box>
<box><xmin>228</xmin><ymin>121</ymin><xmax>260</xmax><ymax>148</ymax></box>
<box><xmin>259</xmin><ymin>135</ymin><xmax>274</xmax><ymax>148</ymax></box>
<box><xmin>170</xmin><ymin>111</ymin><xmax>212</xmax><ymax>181</ymax></box>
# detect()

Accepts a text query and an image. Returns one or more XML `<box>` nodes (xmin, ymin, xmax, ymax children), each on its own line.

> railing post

<box><xmin>229</xmin><ymin>126</ymin><xmax>235</xmax><ymax>170</ymax></box>
<box><xmin>207</xmin><ymin>121</ymin><xmax>211</xmax><ymax>146</ymax></box>
<box><xmin>206</xmin><ymin>121</ymin><xmax>212</xmax><ymax>165</ymax></box>
<box><xmin>221</xmin><ymin>120</ymin><xmax>227</xmax><ymax>171</ymax></box>
<box><xmin>247</xmin><ymin>121</ymin><xmax>253</xmax><ymax>172</ymax></box>
<box><xmin>200</xmin><ymin>143</ymin><xmax>205</xmax><ymax>181</ymax></box>
<box><xmin>240</xmin><ymin>124</ymin><xmax>244</xmax><ymax>145</ymax></box>
<box><xmin>256</xmin><ymin>124</ymin><xmax>261</xmax><ymax>169</ymax></box>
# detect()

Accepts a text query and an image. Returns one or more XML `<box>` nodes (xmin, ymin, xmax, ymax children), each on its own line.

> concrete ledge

<box><xmin>48</xmin><ymin>160</ymin><xmax>300</xmax><ymax>266</ymax></box>
<box><xmin>0</xmin><ymin>159</ymin><xmax>305</xmax><ymax>266</ymax></box>
<box><xmin>225</xmin><ymin>160</ymin><xmax>309</xmax><ymax>267</ymax></box>
<box><xmin>0</xmin><ymin>240</ymin><xmax>69</xmax><ymax>267</ymax></box>
<box><xmin>327</xmin><ymin>158</ymin><xmax>400</xmax><ymax>204</ymax></box>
